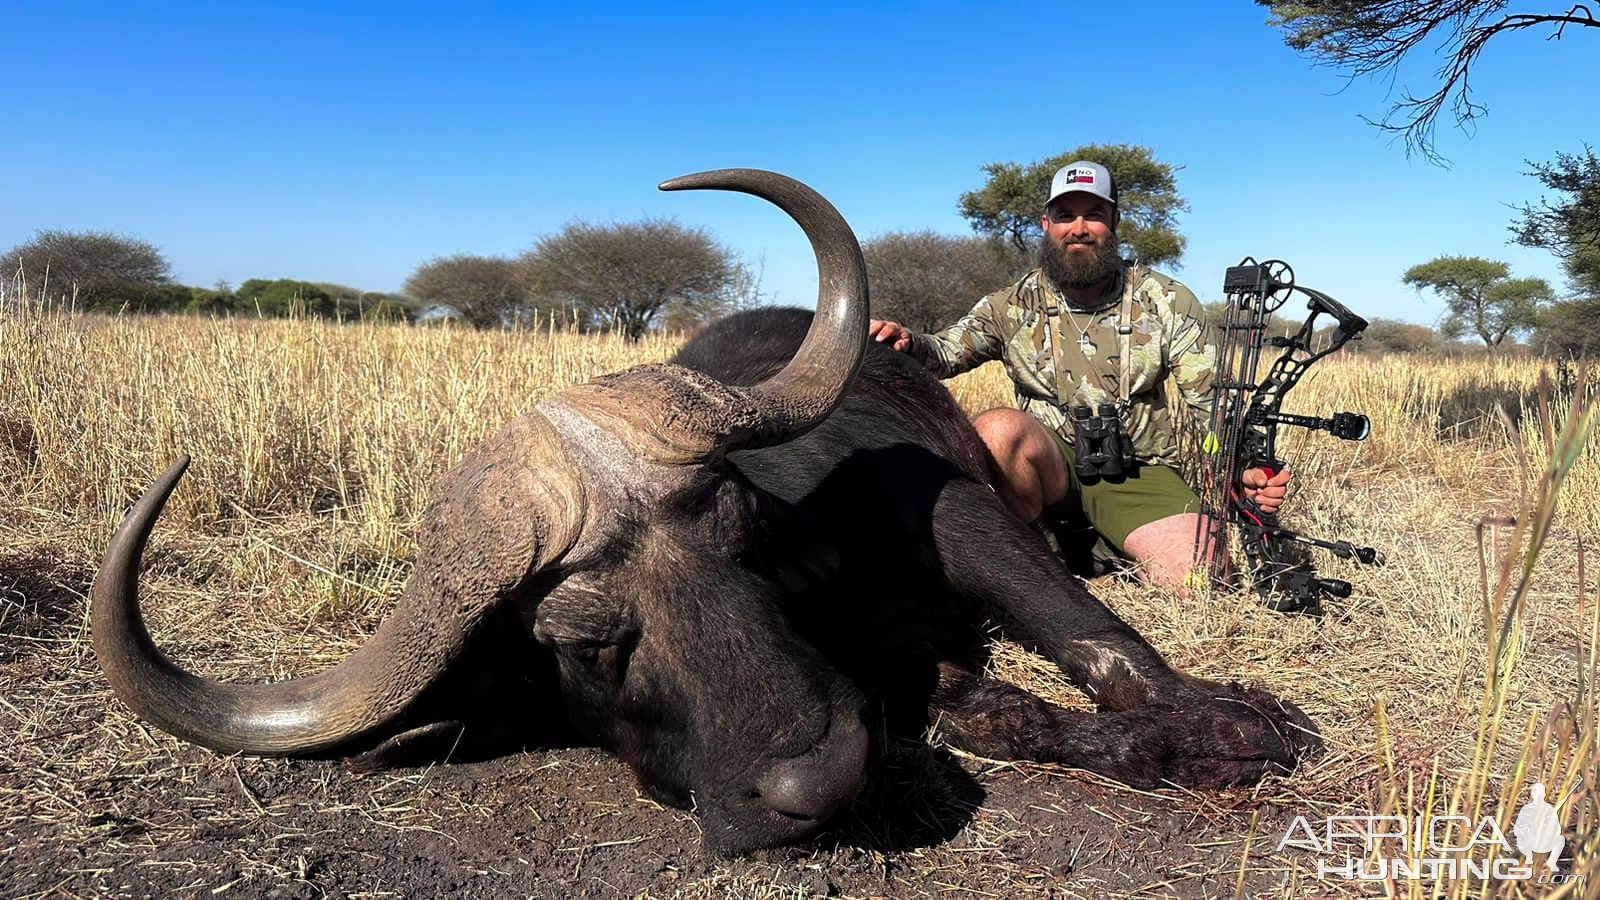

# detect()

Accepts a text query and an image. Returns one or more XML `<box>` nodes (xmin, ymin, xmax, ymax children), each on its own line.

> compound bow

<box><xmin>1197</xmin><ymin>259</ymin><xmax>1380</xmax><ymax>615</ymax></box>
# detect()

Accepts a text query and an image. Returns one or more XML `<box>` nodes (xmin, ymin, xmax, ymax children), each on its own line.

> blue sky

<box><xmin>3</xmin><ymin>2</ymin><xmax>1595</xmax><ymax>326</ymax></box>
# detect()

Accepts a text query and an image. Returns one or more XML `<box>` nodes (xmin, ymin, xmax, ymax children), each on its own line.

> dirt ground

<box><xmin>0</xmin><ymin>549</ymin><xmax>1325</xmax><ymax>899</ymax></box>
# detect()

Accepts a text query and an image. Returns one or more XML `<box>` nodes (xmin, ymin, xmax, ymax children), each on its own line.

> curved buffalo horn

<box><xmin>92</xmin><ymin>421</ymin><xmax>583</xmax><ymax>754</ymax></box>
<box><xmin>658</xmin><ymin>168</ymin><xmax>868</xmax><ymax>453</ymax></box>
<box><xmin>92</xmin><ymin>457</ymin><xmax>425</xmax><ymax>753</ymax></box>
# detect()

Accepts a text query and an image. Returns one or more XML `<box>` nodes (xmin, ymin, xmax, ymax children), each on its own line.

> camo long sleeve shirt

<box><xmin>907</xmin><ymin>265</ymin><xmax>1216</xmax><ymax>467</ymax></box>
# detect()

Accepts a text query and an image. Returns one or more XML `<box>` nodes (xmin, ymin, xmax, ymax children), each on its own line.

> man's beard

<box><xmin>1039</xmin><ymin>233</ymin><xmax>1122</xmax><ymax>294</ymax></box>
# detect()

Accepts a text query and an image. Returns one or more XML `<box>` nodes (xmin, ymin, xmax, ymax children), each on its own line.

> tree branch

<box><xmin>1266</xmin><ymin>2</ymin><xmax>1597</xmax><ymax>163</ymax></box>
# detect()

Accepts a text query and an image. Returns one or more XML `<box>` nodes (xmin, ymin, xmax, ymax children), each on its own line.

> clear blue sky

<box><xmin>4</xmin><ymin>2</ymin><xmax>1595</xmax><ymax>326</ymax></box>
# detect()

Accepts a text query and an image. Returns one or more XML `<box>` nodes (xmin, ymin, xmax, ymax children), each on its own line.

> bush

<box><xmin>520</xmin><ymin>220</ymin><xmax>747</xmax><ymax>341</ymax></box>
<box><xmin>1</xmin><ymin>230</ymin><xmax>172</xmax><ymax>307</ymax></box>
<box><xmin>1534</xmin><ymin>296</ymin><xmax>1600</xmax><ymax>357</ymax></box>
<box><xmin>233</xmin><ymin>279</ymin><xmax>341</xmax><ymax>319</ymax></box>
<box><xmin>361</xmin><ymin>298</ymin><xmax>413</xmax><ymax>323</ymax></box>
<box><xmin>404</xmin><ymin>255</ymin><xmax>532</xmax><ymax>329</ymax></box>
<box><xmin>76</xmin><ymin>282</ymin><xmax>190</xmax><ymax>314</ymax></box>
<box><xmin>1360</xmin><ymin>319</ymin><xmax>1442</xmax><ymax>354</ymax></box>
<box><xmin>863</xmin><ymin>232</ymin><xmax>1028</xmax><ymax>332</ymax></box>
<box><xmin>1306</xmin><ymin>317</ymin><xmax>1440</xmax><ymax>354</ymax></box>
<box><xmin>184</xmin><ymin>288</ymin><xmax>237</xmax><ymax>316</ymax></box>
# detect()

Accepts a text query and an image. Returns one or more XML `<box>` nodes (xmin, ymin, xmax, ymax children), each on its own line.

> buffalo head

<box><xmin>93</xmin><ymin>170</ymin><xmax>880</xmax><ymax>854</ymax></box>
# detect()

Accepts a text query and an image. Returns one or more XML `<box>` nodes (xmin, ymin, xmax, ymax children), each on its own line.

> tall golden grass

<box><xmin>2</xmin><ymin>296</ymin><xmax>1594</xmax><ymax>895</ymax></box>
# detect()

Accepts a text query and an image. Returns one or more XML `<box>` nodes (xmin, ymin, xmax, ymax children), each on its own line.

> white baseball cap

<box><xmin>1047</xmin><ymin>161</ymin><xmax>1118</xmax><ymax>209</ymax></box>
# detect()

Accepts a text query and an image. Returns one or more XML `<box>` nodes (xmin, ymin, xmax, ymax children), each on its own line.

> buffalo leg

<box><xmin>931</xmin><ymin>664</ymin><xmax>1313</xmax><ymax>788</ymax></box>
<box><xmin>927</xmin><ymin>479</ymin><xmax>1322</xmax><ymax>776</ymax></box>
<box><xmin>929</xmin><ymin>478</ymin><xmax>1187</xmax><ymax>710</ymax></box>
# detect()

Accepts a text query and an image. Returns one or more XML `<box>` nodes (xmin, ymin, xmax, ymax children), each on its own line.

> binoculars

<box><xmin>1071</xmin><ymin>404</ymin><xmax>1135</xmax><ymax>482</ymax></box>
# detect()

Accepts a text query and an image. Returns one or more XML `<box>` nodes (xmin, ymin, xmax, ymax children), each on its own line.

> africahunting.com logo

<box><xmin>1277</xmin><ymin>782</ymin><xmax>1583</xmax><ymax>886</ymax></box>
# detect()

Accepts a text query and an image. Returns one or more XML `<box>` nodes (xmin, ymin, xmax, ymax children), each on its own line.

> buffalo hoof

<box><xmin>1159</xmin><ymin>681</ymin><xmax>1322</xmax><ymax>787</ymax></box>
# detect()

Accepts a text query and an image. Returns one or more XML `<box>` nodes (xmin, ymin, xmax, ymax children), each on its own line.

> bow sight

<box><xmin>1197</xmin><ymin>259</ymin><xmax>1381</xmax><ymax>615</ymax></box>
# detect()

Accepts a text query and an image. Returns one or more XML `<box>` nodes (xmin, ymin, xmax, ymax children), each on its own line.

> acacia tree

<box><xmin>404</xmin><ymin>254</ymin><xmax>533</xmax><ymax>328</ymax></box>
<box><xmin>1258</xmin><ymin>2</ymin><xmax>1597</xmax><ymax>162</ymax></box>
<box><xmin>1513</xmin><ymin>146</ymin><xmax>1600</xmax><ymax>280</ymax></box>
<box><xmin>863</xmin><ymin>232</ymin><xmax>1028</xmax><ymax>331</ymax></box>
<box><xmin>958</xmin><ymin>144</ymin><xmax>1188</xmax><ymax>267</ymax></box>
<box><xmin>1</xmin><ymin>230</ymin><xmax>171</xmax><ymax>307</ymax></box>
<box><xmin>1534</xmin><ymin>295</ymin><xmax>1600</xmax><ymax>356</ymax></box>
<box><xmin>1513</xmin><ymin>146</ymin><xmax>1600</xmax><ymax>356</ymax></box>
<box><xmin>520</xmin><ymin>219</ymin><xmax>746</xmax><ymax>342</ymax></box>
<box><xmin>1402</xmin><ymin>255</ymin><xmax>1552</xmax><ymax>347</ymax></box>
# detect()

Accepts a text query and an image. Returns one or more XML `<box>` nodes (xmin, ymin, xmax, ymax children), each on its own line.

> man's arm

<box><xmin>872</xmin><ymin>291</ymin><xmax>1008</xmax><ymax>379</ymax></box>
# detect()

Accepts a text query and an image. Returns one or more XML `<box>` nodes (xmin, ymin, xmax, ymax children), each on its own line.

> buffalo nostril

<box><xmin>751</xmin><ymin>713</ymin><xmax>868</xmax><ymax>823</ymax></box>
<box><xmin>753</xmin><ymin>764</ymin><xmax>819</xmax><ymax>821</ymax></box>
<box><xmin>754</xmin><ymin>760</ymin><xmax>847</xmax><ymax>821</ymax></box>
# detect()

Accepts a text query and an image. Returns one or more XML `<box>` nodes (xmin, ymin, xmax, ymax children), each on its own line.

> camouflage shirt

<box><xmin>907</xmin><ymin>264</ymin><xmax>1216</xmax><ymax>466</ymax></box>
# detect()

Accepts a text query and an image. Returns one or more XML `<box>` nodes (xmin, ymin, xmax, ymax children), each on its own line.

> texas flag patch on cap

<box><xmin>1047</xmin><ymin>161</ymin><xmax>1118</xmax><ymax>207</ymax></box>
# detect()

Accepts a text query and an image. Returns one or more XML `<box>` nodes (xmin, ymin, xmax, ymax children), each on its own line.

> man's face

<box><xmin>1039</xmin><ymin>193</ymin><xmax>1121</xmax><ymax>292</ymax></box>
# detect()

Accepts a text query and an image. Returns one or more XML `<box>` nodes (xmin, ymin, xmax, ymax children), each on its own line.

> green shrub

<box><xmin>185</xmin><ymin>288</ymin><xmax>236</xmax><ymax>316</ymax></box>
<box><xmin>234</xmin><ymin>279</ymin><xmax>340</xmax><ymax>318</ymax></box>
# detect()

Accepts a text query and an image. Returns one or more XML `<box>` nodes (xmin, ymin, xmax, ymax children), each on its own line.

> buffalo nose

<box><xmin>752</xmin><ymin>712</ymin><xmax>869</xmax><ymax>823</ymax></box>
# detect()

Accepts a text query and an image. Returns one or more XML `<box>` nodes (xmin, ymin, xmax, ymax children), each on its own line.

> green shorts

<box><xmin>1044</xmin><ymin>429</ymin><xmax>1201</xmax><ymax>551</ymax></box>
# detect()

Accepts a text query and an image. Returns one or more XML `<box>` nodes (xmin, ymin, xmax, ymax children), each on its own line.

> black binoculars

<box><xmin>1071</xmin><ymin>404</ymin><xmax>1135</xmax><ymax>482</ymax></box>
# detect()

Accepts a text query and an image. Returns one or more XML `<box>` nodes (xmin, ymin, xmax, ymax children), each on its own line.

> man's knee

<box><xmin>1123</xmin><ymin>513</ymin><xmax>1207</xmax><ymax>589</ymax></box>
<box><xmin>972</xmin><ymin>409</ymin><xmax>1035</xmax><ymax>460</ymax></box>
<box><xmin>1123</xmin><ymin>512</ymin><xmax>1206</xmax><ymax>556</ymax></box>
<box><xmin>972</xmin><ymin>409</ymin><xmax>1067</xmax><ymax>519</ymax></box>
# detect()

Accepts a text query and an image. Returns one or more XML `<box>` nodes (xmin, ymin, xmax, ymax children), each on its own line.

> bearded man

<box><xmin>869</xmin><ymin>161</ymin><xmax>1289</xmax><ymax>591</ymax></box>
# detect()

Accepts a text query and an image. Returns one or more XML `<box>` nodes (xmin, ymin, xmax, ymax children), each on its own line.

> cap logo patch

<box><xmin>1066</xmin><ymin>168</ymin><xmax>1096</xmax><ymax>184</ymax></box>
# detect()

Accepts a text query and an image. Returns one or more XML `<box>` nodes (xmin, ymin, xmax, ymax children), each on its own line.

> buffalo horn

<box><xmin>658</xmin><ymin>168</ymin><xmax>868</xmax><ymax>453</ymax></box>
<box><xmin>91</xmin><ymin>448</ymin><xmax>578</xmax><ymax>755</ymax></box>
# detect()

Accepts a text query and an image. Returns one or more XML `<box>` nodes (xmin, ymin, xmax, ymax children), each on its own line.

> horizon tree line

<box><xmin>5</xmin><ymin>138</ymin><xmax>1595</xmax><ymax>353</ymax></box>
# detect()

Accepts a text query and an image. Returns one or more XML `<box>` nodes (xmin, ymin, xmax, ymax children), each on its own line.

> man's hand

<box><xmin>1241</xmin><ymin>466</ymin><xmax>1291</xmax><ymax>516</ymax></box>
<box><xmin>868</xmin><ymin>319</ymin><xmax>913</xmax><ymax>352</ymax></box>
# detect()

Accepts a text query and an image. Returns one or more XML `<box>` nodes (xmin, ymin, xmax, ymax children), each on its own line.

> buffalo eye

<box><xmin>561</xmin><ymin>627</ymin><xmax>639</xmax><ymax>693</ymax></box>
<box><xmin>596</xmin><ymin>634</ymin><xmax>638</xmax><ymax>689</ymax></box>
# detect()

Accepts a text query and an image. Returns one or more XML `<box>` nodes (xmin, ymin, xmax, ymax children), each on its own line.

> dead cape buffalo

<box><xmin>92</xmin><ymin>169</ymin><xmax>1320</xmax><ymax>856</ymax></box>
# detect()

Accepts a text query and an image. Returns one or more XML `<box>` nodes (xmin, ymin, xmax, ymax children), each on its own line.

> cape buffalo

<box><xmin>92</xmin><ymin>169</ymin><xmax>1320</xmax><ymax>856</ymax></box>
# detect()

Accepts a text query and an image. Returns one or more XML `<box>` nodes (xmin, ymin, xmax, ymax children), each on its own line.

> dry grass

<box><xmin>2</xmin><ymin>292</ymin><xmax>1596</xmax><ymax>897</ymax></box>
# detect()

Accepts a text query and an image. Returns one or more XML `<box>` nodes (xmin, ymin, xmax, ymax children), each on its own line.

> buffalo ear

<box><xmin>531</xmin><ymin>575</ymin><xmax>632</xmax><ymax>647</ymax></box>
